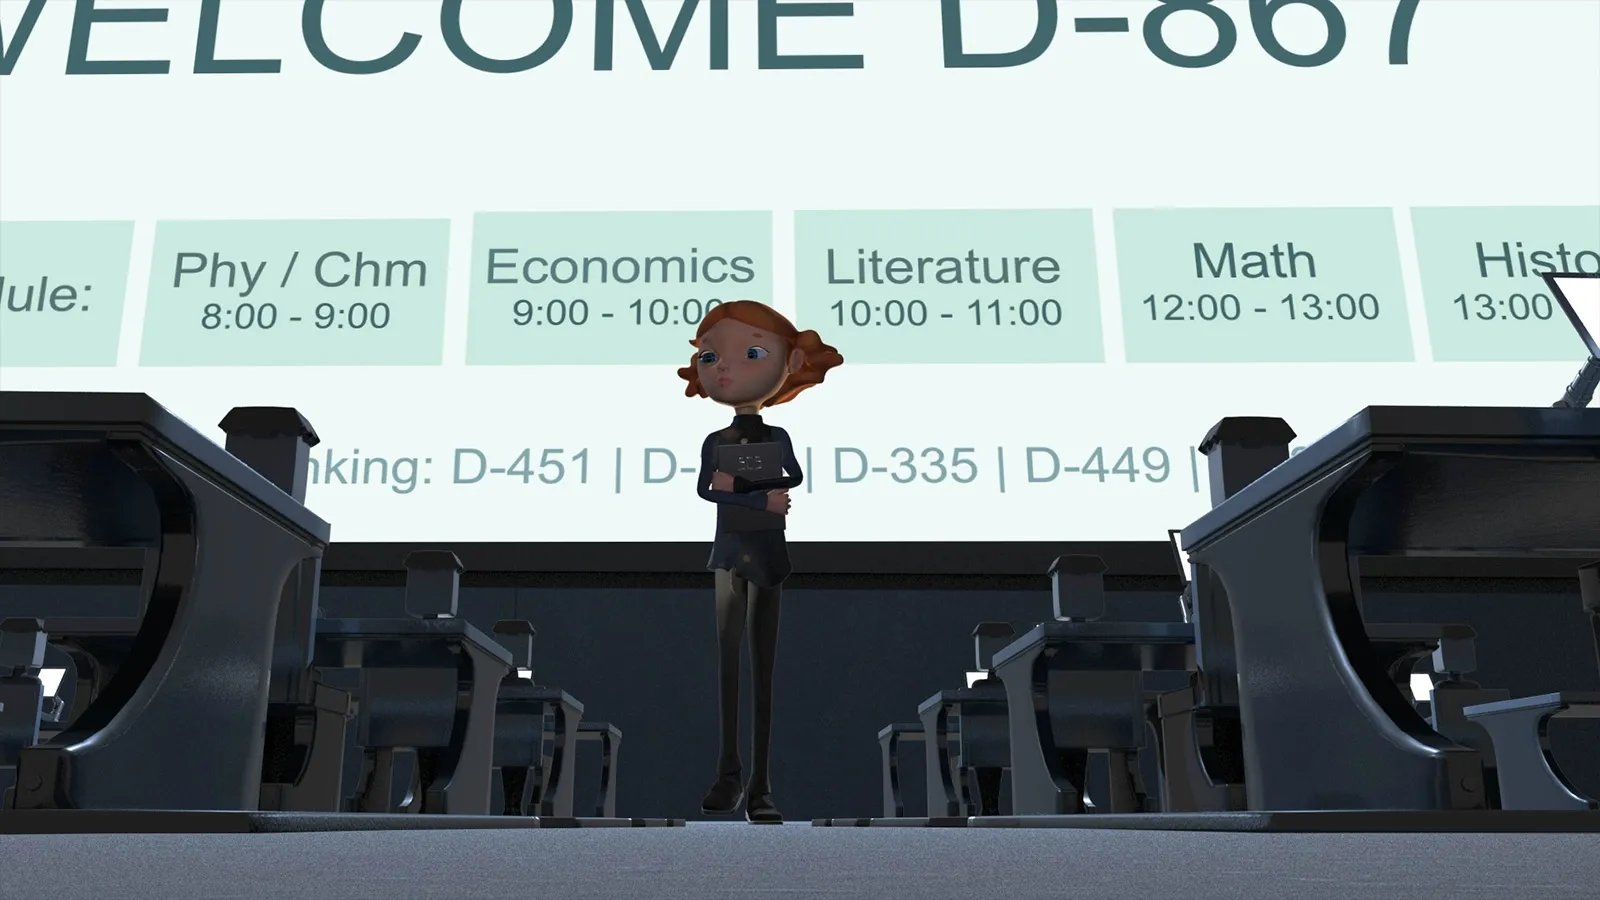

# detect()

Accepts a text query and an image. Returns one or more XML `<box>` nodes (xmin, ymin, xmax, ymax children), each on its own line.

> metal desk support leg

<box><xmin>1465</xmin><ymin>693</ymin><xmax>1600</xmax><ymax>811</ymax></box>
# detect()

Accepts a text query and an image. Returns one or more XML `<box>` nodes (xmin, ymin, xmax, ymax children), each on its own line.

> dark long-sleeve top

<box><xmin>698</xmin><ymin>414</ymin><xmax>802</xmax><ymax>587</ymax></box>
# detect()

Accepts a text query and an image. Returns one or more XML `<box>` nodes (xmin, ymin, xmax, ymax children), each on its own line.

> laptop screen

<box><xmin>1546</xmin><ymin>273</ymin><xmax>1600</xmax><ymax>358</ymax></box>
<box><xmin>1169</xmin><ymin>530</ymin><xmax>1191</xmax><ymax>584</ymax></box>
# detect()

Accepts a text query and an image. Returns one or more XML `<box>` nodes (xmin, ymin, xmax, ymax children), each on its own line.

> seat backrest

<box><xmin>218</xmin><ymin>406</ymin><xmax>320</xmax><ymax>503</ymax></box>
<box><xmin>0</xmin><ymin>619</ymin><xmax>48</xmax><ymax>768</ymax></box>
<box><xmin>1049</xmin><ymin>555</ymin><xmax>1107</xmax><ymax>622</ymax></box>
<box><xmin>1197</xmin><ymin>417</ymin><xmax>1297</xmax><ymax>506</ymax></box>
<box><xmin>971</xmin><ymin>622</ymin><xmax>1016</xmax><ymax>672</ymax></box>
<box><xmin>0</xmin><ymin>618</ymin><xmax>46</xmax><ymax>676</ymax></box>
<box><xmin>404</xmin><ymin>551</ymin><xmax>464</xmax><ymax>619</ymax></box>
<box><xmin>1430</xmin><ymin>624</ymin><xmax>1478</xmax><ymax>679</ymax></box>
<box><xmin>492</xmin><ymin>619</ymin><xmax>537</xmax><ymax>673</ymax></box>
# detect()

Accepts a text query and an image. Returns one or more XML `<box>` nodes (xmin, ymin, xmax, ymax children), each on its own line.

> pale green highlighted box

<box><xmin>1115</xmin><ymin>208</ymin><xmax>1414</xmax><ymax>364</ymax></box>
<box><xmin>793</xmin><ymin>209</ymin><xmax>1103</xmax><ymax>364</ymax></box>
<box><xmin>1411</xmin><ymin>206</ymin><xmax>1600</xmax><ymax>362</ymax></box>
<box><xmin>0</xmin><ymin>221</ymin><xmax>133</xmax><ymax>367</ymax></box>
<box><xmin>140</xmin><ymin>219</ymin><xmax>450</xmax><ymax>367</ymax></box>
<box><xmin>466</xmin><ymin>211</ymin><xmax>773</xmax><ymax>365</ymax></box>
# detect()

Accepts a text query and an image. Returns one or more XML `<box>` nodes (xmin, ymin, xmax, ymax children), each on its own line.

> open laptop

<box><xmin>1168</xmin><ymin>529</ymin><xmax>1190</xmax><ymax>585</ymax></box>
<box><xmin>1169</xmin><ymin>529</ymin><xmax>1195</xmax><ymax>623</ymax></box>
<box><xmin>1545</xmin><ymin>271</ymin><xmax>1600</xmax><ymax>358</ymax></box>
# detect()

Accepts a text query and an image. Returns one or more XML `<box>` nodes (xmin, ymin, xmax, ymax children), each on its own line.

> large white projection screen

<box><xmin>1</xmin><ymin>0</ymin><xmax>1598</xmax><ymax>542</ymax></box>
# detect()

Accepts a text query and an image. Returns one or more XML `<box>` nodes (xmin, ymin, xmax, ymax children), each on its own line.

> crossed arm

<box><xmin>696</xmin><ymin>428</ymin><xmax>804</xmax><ymax>508</ymax></box>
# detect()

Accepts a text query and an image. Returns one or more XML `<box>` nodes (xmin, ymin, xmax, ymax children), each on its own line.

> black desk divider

<box><xmin>1183</xmin><ymin>406</ymin><xmax>1600</xmax><ymax>814</ymax></box>
<box><xmin>1</xmin><ymin>392</ymin><xmax>331</xmax><ymax>815</ymax></box>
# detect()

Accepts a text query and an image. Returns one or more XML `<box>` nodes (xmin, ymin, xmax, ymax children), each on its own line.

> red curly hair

<box><xmin>677</xmin><ymin>301</ymin><xmax>843</xmax><ymax>408</ymax></box>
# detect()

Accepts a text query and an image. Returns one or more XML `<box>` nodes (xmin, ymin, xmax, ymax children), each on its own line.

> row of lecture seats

<box><xmin>0</xmin><ymin>393</ymin><xmax>624</xmax><ymax>821</ymax></box>
<box><xmin>872</xmin><ymin>413</ymin><xmax>1600</xmax><ymax>820</ymax></box>
<box><xmin>2</xmin><ymin>392</ymin><xmax>1597</xmax><ymax>825</ymax></box>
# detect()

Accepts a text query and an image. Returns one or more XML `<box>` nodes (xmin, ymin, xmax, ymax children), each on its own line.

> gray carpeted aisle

<box><xmin>1</xmin><ymin>823</ymin><xmax>1594</xmax><ymax>899</ymax></box>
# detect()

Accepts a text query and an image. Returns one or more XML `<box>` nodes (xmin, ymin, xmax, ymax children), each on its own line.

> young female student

<box><xmin>676</xmin><ymin>300</ymin><xmax>843</xmax><ymax>823</ymax></box>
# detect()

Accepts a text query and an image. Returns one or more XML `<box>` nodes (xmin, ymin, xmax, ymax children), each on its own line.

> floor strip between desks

<box><xmin>0</xmin><ymin>811</ymin><xmax>686</xmax><ymax>835</ymax></box>
<box><xmin>812</xmin><ymin>811</ymin><xmax>1600</xmax><ymax>833</ymax></box>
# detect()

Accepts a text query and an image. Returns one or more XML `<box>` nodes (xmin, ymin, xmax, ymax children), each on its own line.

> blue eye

<box><xmin>746</xmin><ymin>346</ymin><xmax>768</xmax><ymax>360</ymax></box>
<box><xmin>698</xmin><ymin>351</ymin><xmax>717</xmax><ymax>365</ymax></box>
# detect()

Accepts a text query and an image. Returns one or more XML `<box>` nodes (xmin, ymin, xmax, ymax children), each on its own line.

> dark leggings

<box><xmin>713</xmin><ymin>568</ymin><xmax>782</xmax><ymax>794</ymax></box>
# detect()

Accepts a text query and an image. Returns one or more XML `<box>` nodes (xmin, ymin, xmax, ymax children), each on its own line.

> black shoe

<box><xmin>745</xmin><ymin>791</ymin><xmax>782</xmax><ymax>824</ymax></box>
<box><xmin>700</xmin><ymin>774</ymin><xmax>745</xmax><ymax>816</ymax></box>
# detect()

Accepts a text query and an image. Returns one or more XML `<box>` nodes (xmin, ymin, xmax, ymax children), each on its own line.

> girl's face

<box><xmin>695</xmin><ymin>317</ymin><xmax>802</xmax><ymax>408</ymax></box>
